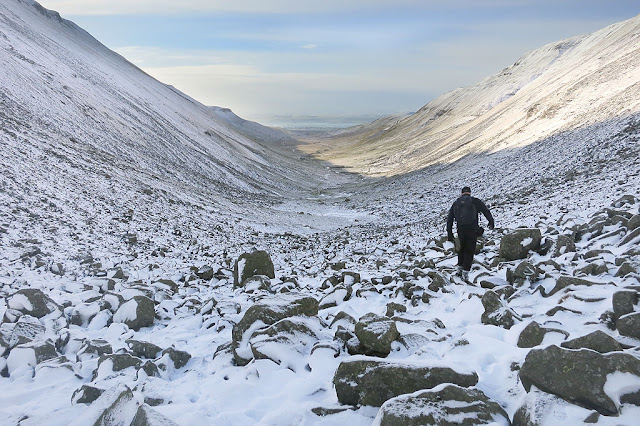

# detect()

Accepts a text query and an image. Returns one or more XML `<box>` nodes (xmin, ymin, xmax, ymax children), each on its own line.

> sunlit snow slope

<box><xmin>303</xmin><ymin>14</ymin><xmax>640</xmax><ymax>176</ymax></box>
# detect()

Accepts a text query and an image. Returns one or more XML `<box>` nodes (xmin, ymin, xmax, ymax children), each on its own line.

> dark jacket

<box><xmin>447</xmin><ymin>195</ymin><xmax>494</xmax><ymax>234</ymax></box>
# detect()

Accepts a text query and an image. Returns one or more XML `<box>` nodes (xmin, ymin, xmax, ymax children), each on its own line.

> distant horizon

<box><xmin>38</xmin><ymin>1</ymin><xmax>640</xmax><ymax>121</ymax></box>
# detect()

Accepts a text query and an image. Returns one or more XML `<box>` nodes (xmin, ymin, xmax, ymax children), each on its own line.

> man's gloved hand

<box><xmin>447</xmin><ymin>233</ymin><xmax>455</xmax><ymax>242</ymax></box>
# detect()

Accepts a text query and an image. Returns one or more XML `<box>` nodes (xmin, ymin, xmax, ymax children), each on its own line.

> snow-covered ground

<box><xmin>1</xmin><ymin>1</ymin><xmax>640</xmax><ymax>425</ymax></box>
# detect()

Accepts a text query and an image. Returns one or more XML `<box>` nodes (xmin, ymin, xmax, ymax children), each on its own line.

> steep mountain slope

<box><xmin>302</xmin><ymin>14</ymin><xmax>640</xmax><ymax>176</ymax></box>
<box><xmin>0</xmin><ymin>0</ymin><xmax>350</xmax><ymax>212</ymax></box>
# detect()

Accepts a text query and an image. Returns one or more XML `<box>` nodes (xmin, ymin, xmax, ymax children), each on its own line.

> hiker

<box><xmin>446</xmin><ymin>186</ymin><xmax>494</xmax><ymax>280</ymax></box>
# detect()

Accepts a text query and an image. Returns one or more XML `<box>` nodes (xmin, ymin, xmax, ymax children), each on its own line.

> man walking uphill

<box><xmin>447</xmin><ymin>186</ymin><xmax>494</xmax><ymax>281</ymax></box>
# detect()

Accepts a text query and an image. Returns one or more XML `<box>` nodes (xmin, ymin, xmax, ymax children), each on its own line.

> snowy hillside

<box><xmin>302</xmin><ymin>14</ymin><xmax>640</xmax><ymax>177</ymax></box>
<box><xmin>2</xmin><ymin>1</ymin><xmax>640</xmax><ymax>425</ymax></box>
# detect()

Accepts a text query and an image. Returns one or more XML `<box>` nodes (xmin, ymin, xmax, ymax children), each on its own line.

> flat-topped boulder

<box><xmin>519</xmin><ymin>344</ymin><xmax>640</xmax><ymax>415</ymax></box>
<box><xmin>333</xmin><ymin>357</ymin><xmax>478</xmax><ymax>407</ymax></box>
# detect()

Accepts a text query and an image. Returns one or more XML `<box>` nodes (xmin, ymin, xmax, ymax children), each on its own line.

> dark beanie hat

<box><xmin>461</xmin><ymin>186</ymin><xmax>471</xmax><ymax>194</ymax></box>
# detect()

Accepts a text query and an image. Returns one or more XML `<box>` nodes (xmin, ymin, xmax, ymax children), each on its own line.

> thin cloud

<box><xmin>40</xmin><ymin>0</ymin><xmax>439</xmax><ymax>16</ymax></box>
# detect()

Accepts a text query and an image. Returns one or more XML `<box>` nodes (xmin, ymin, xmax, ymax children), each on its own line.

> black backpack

<box><xmin>454</xmin><ymin>195</ymin><xmax>477</xmax><ymax>226</ymax></box>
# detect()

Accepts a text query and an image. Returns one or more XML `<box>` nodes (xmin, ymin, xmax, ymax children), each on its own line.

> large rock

<box><xmin>8</xmin><ymin>315</ymin><xmax>45</xmax><ymax>348</ymax></box>
<box><xmin>318</xmin><ymin>285</ymin><xmax>352</xmax><ymax>309</ymax></box>
<box><xmin>126</xmin><ymin>339</ymin><xmax>162</xmax><ymax>359</ymax></box>
<box><xmin>519</xmin><ymin>345</ymin><xmax>640</xmax><ymax>415</ymax></box>
<box><xmin>560</xmin><ymin>331</ymin><xmax>622</xmax><ymax>353</ymax></box>
<box><xmin>373</xmin><ymin>384</ymin><xmax>510</xmax><ymax>426</ymax></box>
<box><xmin>333</xmin><ymin>357</ymin><xmax>478</xmax><ymax>407</ymax></box>
<box><xmin>72</xmin><ymin>385</ymin><xmax>105</xmax><ymax>405</ymax></box>
<box><xmin>481</xmin><ymin>290</ymin><xmax>520</xmax><ymax>329</ymax></box>
<box><xmin>628</xmin><ymin>214</ymin><xmax>640</xmax><ymax>231</ymax></box>
<box><xmin>69</xmin><ymin>384</ymin><xmax>139</xmax><ymax>426</ymax></box>
<box><xmin>616</xmin><ymin>312</ymin><xmax>640</xmax><ymax>340</ymax></box>
<box><xmin>113</xmin><ymin>296</ymin><xmax>155</xmax><ymax>331</ymax></box>
<box><xmin>250</xmin><ymin>317</ymin><xmax>319</xmax><ymax>371</ymax></box>
<box><xmin>161</xmin><ymin>347</ymin><xmax>191</xmax><ymax>369</ymax></box>
<box><xmin>552</xmin><ymin>235</ymin><xmax>576</xmax><ymax>257</ymax></box>
<box><xmin>131</xmin><ymin>404</ymin><xmax>179</xmax><ymax>426</ymax></box>
<box><xmin>513</xmin><ymin>386</ymin><xmax>599</xmax><ymax>426</ymax></box>
<box><xmin>517</xmin><ymin>321</ymin><xmax>547</xmax><ymax>348</ymax></box>
<box><xmin>234</xmin><ymin>250</ymin><xmax>275</xmax><ymax>287</ymax></box>
<box><xmin>6</xmin><ymin>288</ymin><xmax>61</xmax><ymax>319</ymax></box>
<box><xmin>354</xmin><ymin>313</ymin><xmax>399</xmax><ymax>357</ymax></box>
<box><xmin>612</xmin><ymin>290</ymin><xmax>638</xmax><ymax>319</ymax></box>
<box><xmin>231</xmin><ymin>293</ymin><xmax>318</xmax><ymax>365</ymax></box>
<box><xmin>7</xmin><ymin>340</ymin><xmax>58</xmax><ymax>375</ymax></box>
<box><xmin>499</xmin><ymin>229</ymin><xmax>542</xmax><ymax>261</ymax></box>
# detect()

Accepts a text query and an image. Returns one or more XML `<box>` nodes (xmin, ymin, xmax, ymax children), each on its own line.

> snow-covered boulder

<box><xmin>160</xmin><ymin>347</ymin><xmax>191</xmax><ymax>369</ymax></box>
<box><xmin>517</xmin><ymin>321</ymin><xmax>550</xmax><ymax>348</ymax></box>
<box><xmin>249</xmin><ymin>317</ymin><xmax>319</xmax><ymax>371</ymax></box>
<box><xmin>6</xmin><ymin>288</ymin><xmax>61</xmax><ymax>319</ymax></box>
<box><xmin>77</xmin><ymin>339</ymin><xmax>113</xmax><ymax>360</ymax></box>
<box><xmin>541</xmin><ymin>275</ymin><xmax>607</xmax><ymax>297</ymax></box>
<box><xmin>616</xmin><ymin>312</ymin><xmax>640</xmax><ymax>340</ymax></box>
<box><xmin>353</xmin><ymin>313</ymin><xmax>399</xmax><ymax>357</ymax></box>
<box><xmin>560</xmin><ymin>330</ymin><xmax>623</xmax><ymax>353</ymax></box>
<box><xmin>499</xmin><ymin>228</ymin><xmax>542</xmax><ymax>261</ymax></box>
<box><xmin>241</xmin><ymin>275</ymin><xmax>272</xmax><ymax>294</ymax></box>
<box><xmin>131</xmin><ymin>404</ymin><xmax>179</xmax><ymax>426</ymax></box>
<box><xmin>113</xmin><ymin>296</ymin><xmax>155</xmax><ymax>331</ymax></box>
<box><xmin>233</xmin><ymin>250</ymin><xmax>275</xmax><ymax>288</ymax></box>
<box><xmin>552</xmin><ymin>234</ymin><xmax>576</xmax><ymax>257</ymax></box>
<box><xmin>8</xmin><ymin>315</ymin><xmax>45</xmax><ymax>348</ymax></box>
<box><xmin>612</xmin><ymin>290</ymin><xmax>638</xmax><ymax>319</ymax></box>
<box><xmin>513</xmin><ymin>386</ymin><xmax>600</xmax><ymax>426</ymax></box>
<box><xmin>509</xmin><ymin>261</ymin><xmax>539</xmax><ymax>286</ymax></box>
<box><xmin>93</xmin><ymin>353</ymin><xmax>142</xmax><ymax>380</ymax></box>
<box><xmin>318</xmin><ymin>285</ymin><xmax>352</xmax><ymax>309</ymax></box>
<box><xmin>6</xmin><ymin>340</ymin><xmax>58</xmax><ymax>375</ymax></box>
<box><xmin>333</xmin><ymin>357</ymin><xmax>478</xmax><ymax>406</ymax></box>
<box><xmin>373</xmin><ymin>384</ymin><xmax>510</xmax><ymax>426</ymax></box>
<box><xmin>70</xmin><ymin>384</ymin><xmax>139</xmax><ymax>426</ymax></box>
<box><xmin>481</xmin><ymin>290</ymin><xmax>521</xmax><ymax>329</ymax></box>
<box><xmin>231</xmin><ymin>293</ymin><xmax>318</xmax><ymax>365</ymax></box>
<box><xmin>126</xmin><ymin>339</ymin><xmax>162</xmax><ymax>359</ymax></box>
<box><xmin>519</xmin><ymin>345</ymin><xmax>640</xmax><ymax>415</ymax></box>
<box><xmin>72</xmin><ymin>385</ymin><xmax>105</xmax><ymax>405</ymax></box>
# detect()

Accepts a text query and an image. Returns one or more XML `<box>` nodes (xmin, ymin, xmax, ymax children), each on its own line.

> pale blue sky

<box><xmin>40</xmin><ymin>1</ymin><xmax>640</xmax><ymax>125</ymax></box>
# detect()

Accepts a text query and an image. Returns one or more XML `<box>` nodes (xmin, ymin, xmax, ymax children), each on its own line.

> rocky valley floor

<box><xmin>1</xmin><ymin>124</ymin><xmax>640</xmax><ymax>425</ymax></box>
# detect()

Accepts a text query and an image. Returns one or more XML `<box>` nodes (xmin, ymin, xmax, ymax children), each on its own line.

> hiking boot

<box><xmin>461</xmin><ymin>270</ymin><xmax>469</xmax><ymax>281</ymax></box>
<box><xmin>456</xmin><ymin>266</ymin><xmax>463</xmax><ymax>277</ymax></box>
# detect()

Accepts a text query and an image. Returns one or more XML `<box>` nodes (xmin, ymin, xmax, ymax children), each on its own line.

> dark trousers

<box><xmin>457</xmin><ymin>226</ymin><xmax>477</xmax><ymax>271</ymax></box>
